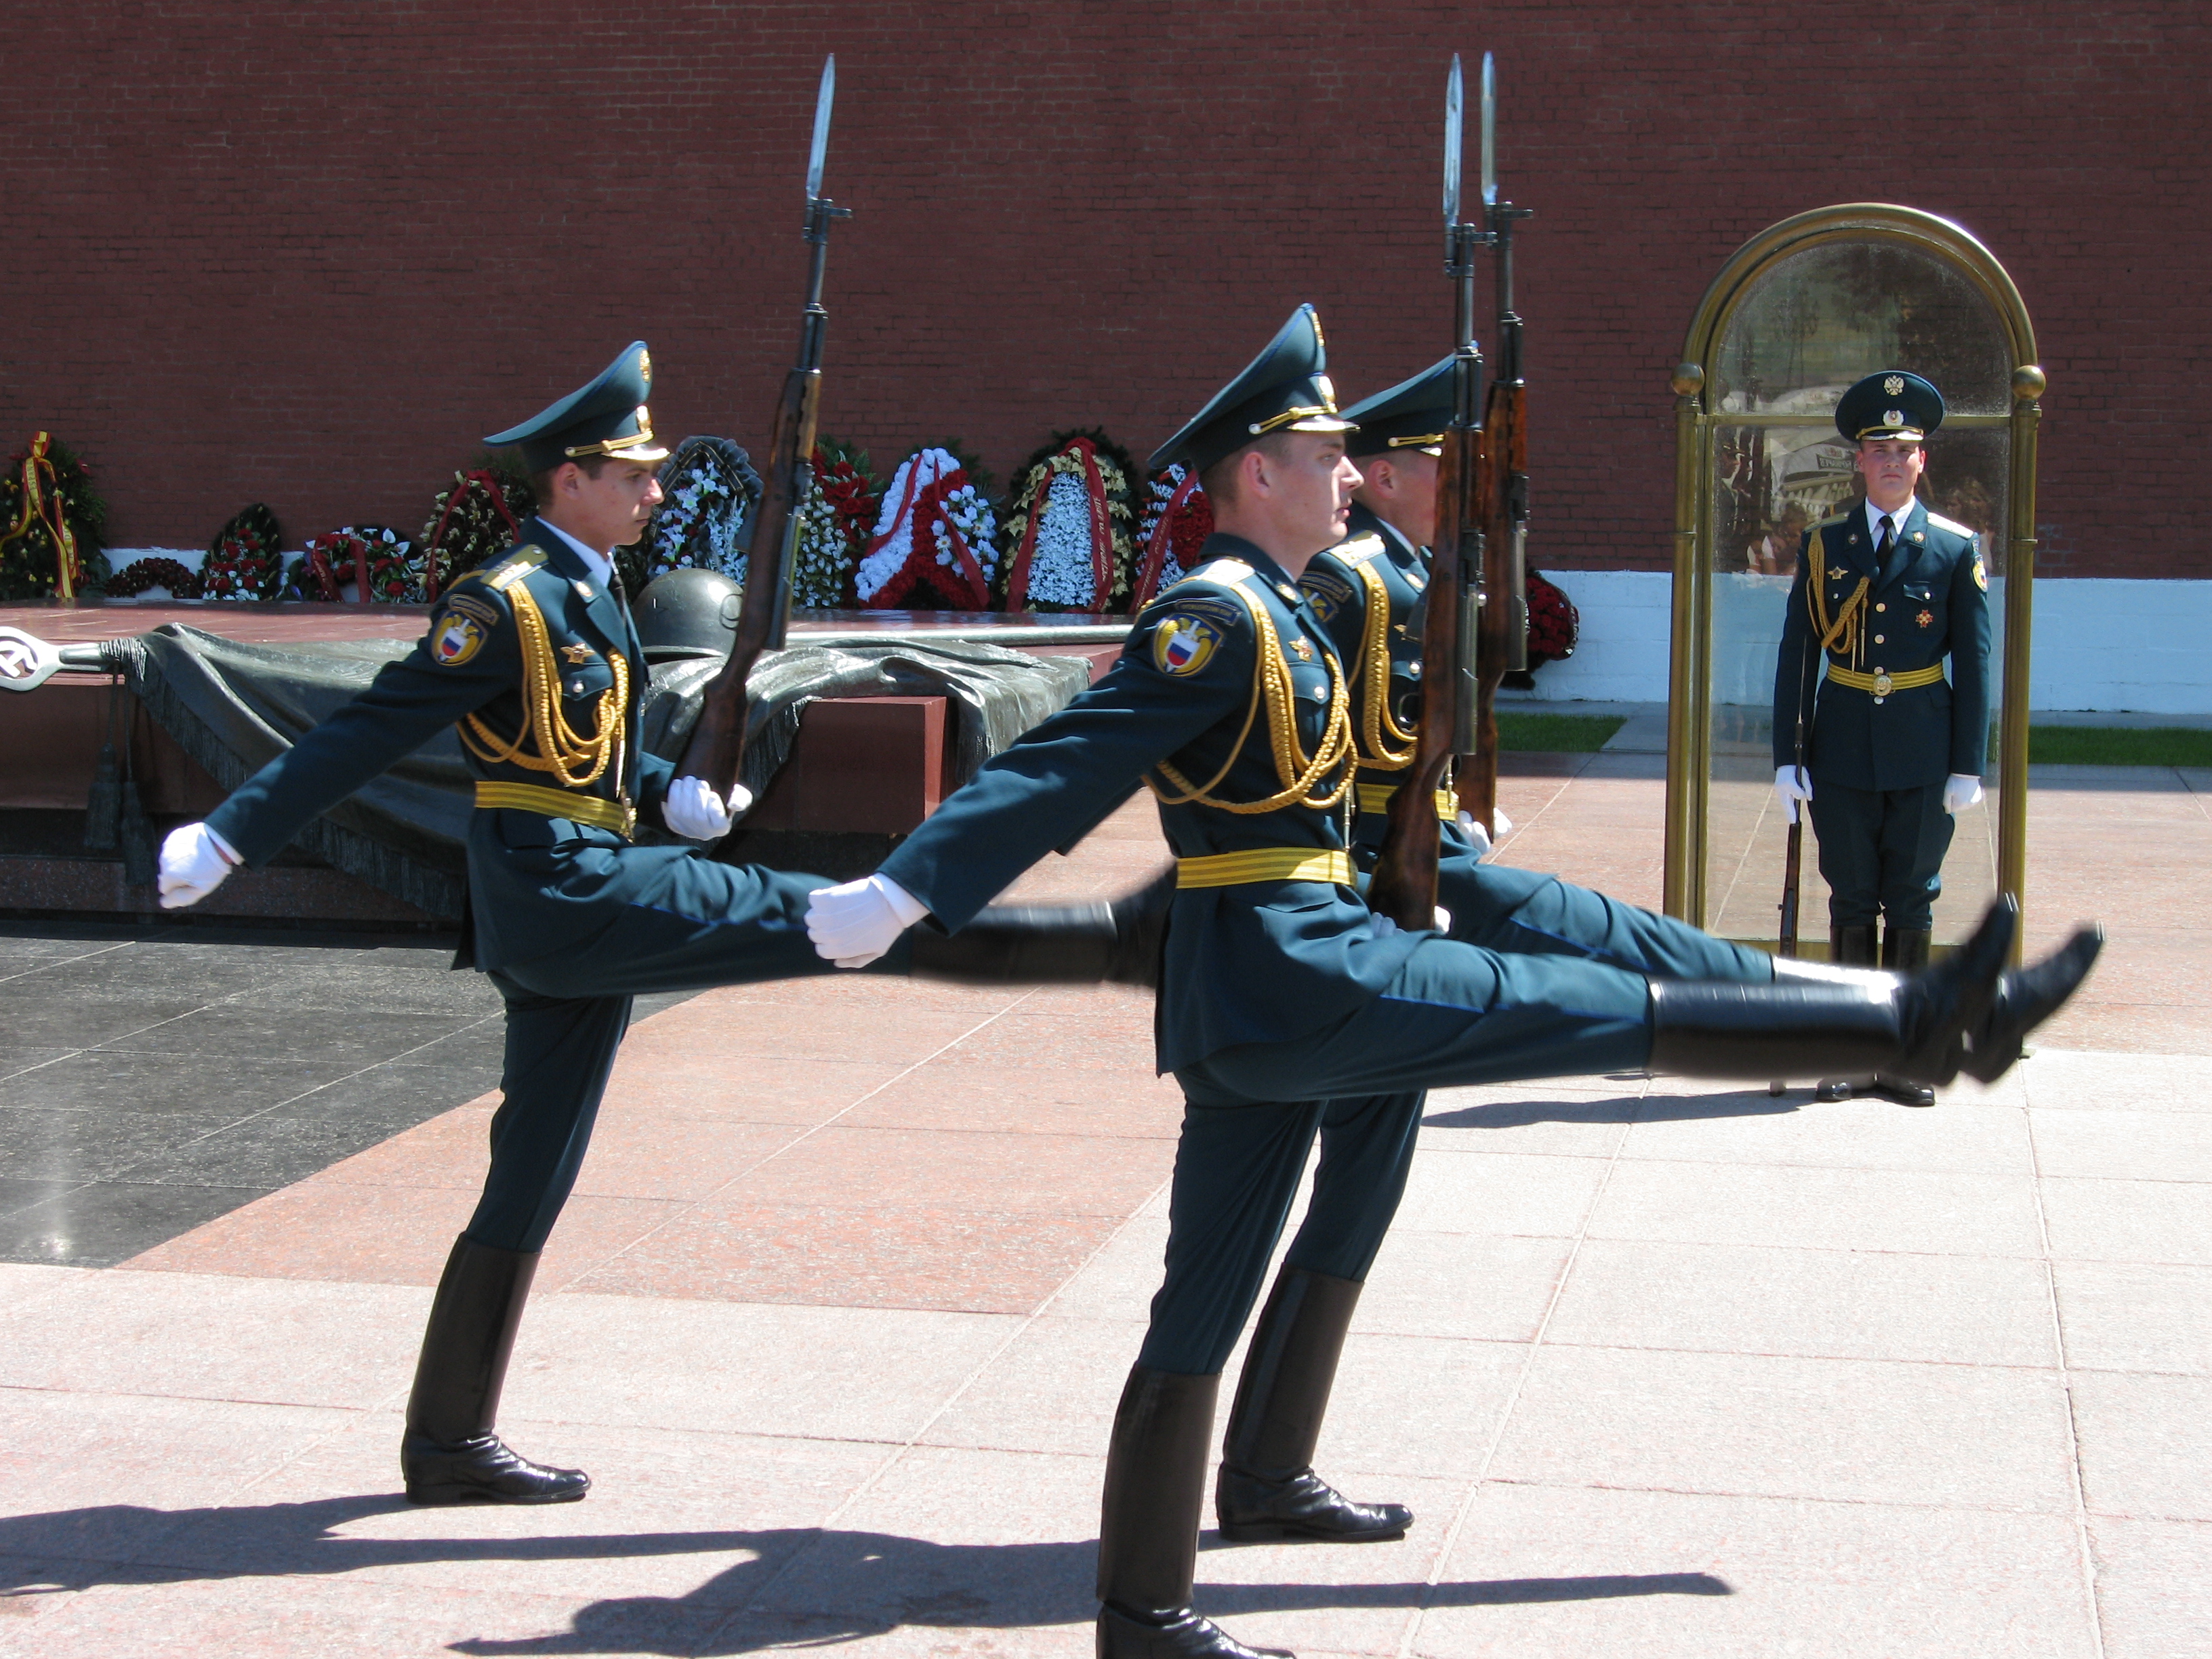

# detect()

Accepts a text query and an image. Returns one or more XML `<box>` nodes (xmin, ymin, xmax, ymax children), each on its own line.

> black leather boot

<box><xmin>402</xmin><ymin>1237</ymin><xmax>589</xmax><ymax>1506</ymax></box>
<box><xmin>1871</xmin><ymin>927</ymin><xmax>1938</xmax><ymax>1105</ymax></box>
<box><xmin>1955</xmin><ymin>924</ymin><xmax>2103</xmax><ymax>1084</ymax></box>
<box><xmin>1649</xmin><ymin>900</ymin><xmax>2015</xmax><ymax>1086</ymax></box>
<box><xmin>1216</xmin><ymin>1269</ymin><xmax>1409</xmax><ymax>1544</ymax></box>
<box><xmin>1811</xmin><ymin>924</ymin><xmax>1882</xmax><ymax>1101</ymax></box>
<box><xmin>911</xmin><ymin>869</ymin><xmax>1171</xmax><ymax>989</ymax></box>
<box><xmin>1097</xmin><ymin>1368</ymin><xmax>1292</xmax><ymax>1659</ymax></box>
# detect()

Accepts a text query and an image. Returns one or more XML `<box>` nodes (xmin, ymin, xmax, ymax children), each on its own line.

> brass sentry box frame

<box><xmin>1662</xmin><ymin>204</ymin><xmax>2042</xmax><ymax>952</ymax></box>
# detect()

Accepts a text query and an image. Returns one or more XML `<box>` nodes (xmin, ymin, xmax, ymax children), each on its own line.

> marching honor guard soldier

<box><xmin>806</xmin><ymin>308</ymin><xmax>2100</xmax><ymax>1659</ymax></box>
<box><xmin>1772</xmin><ymin>371</ymin><xmax>1993</xmax><ymax>1107</ymax></box>
<box><xmin>153</xmin><ymin>342</ymin><xmax>1164</xmax><ymax>1507</ymax></box>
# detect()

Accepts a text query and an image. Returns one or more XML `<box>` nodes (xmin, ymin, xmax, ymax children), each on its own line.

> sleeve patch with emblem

<box><xmin>444</xmin><ymin>592</ymin><xmax>501</xmax><ymax>628</ymax></box>
<box><xmin>1972</xmin><ymin>555</ymin><xmax>1988</xmax><ymax>592</ymax></box>
<box><xmin>432</xmin><ymin>612</ymin><xmax>489</xmax><ymax>667</ymax></box>
<box><xmin>1153</xmin><ymin>613</ymin><xmax>1226</xmax><ymax>676</ymax></box>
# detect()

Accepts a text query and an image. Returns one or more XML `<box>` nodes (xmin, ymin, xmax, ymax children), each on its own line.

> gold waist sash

<box><xmin>1355</xmin><ymin>781</ymin><xmax>1460</xmax><ymax>820</ymax></box>
<box><xmin>1175</xmin><ymin>848</ymin><xmax>1355</xmax><ymax>889</ymax></box>
<box><xmin>1826</xmin><ymin>663</ymin><xmax>1946</xmax><ymax>697</ymax></box>
<box><xmin>474</xmin><ymin>779</ymin><xmax>635</xmax><ymax>838</ymax></box>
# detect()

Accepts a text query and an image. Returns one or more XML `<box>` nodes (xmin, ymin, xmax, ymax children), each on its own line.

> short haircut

<box><xmin>1197</xmin><ymin>432</ymin><xmax>1298</xmax><ymax>506</ymax></box>
<box><xmin>529</xmin><ymin>453</ymin><xmax>611</xmax><ymax>505</ymax></box>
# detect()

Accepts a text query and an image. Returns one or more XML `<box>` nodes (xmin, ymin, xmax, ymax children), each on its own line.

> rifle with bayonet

<box><xmin>676</xmin><ymin>55</ymin><xmax>852</xmax><ymax>803</ymax></box>
<box><xmin>1366</xmin><ymin>52</ymin><xmax>1491</xmax><ymax>929</ymax></box>
<box><xmin>1470</xmin><ymin>49</ymin><xmax>1532</xmax><ymax>838</ymax></box>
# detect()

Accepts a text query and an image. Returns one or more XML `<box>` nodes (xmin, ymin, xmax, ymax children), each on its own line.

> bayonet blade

<box><xmin>1480</xmin><ymin>52</ymin><xmax>1497</xmax><ymax>206</ymax></box>
<box><xmin>805</xmin><ymin>55</ymin><xmax>836</xmax><ymax>201</ymax></box>
<box><xmin>1443</xmin><ymin>54</ymin><xmax>1462</xmax><ymax>226</ymax></box>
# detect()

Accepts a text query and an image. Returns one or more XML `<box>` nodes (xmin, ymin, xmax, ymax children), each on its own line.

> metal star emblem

<box><xmin>561</xmin><ymin>644</ymin><xmax>594</xmax><ymax>664</ymax></box>
<box><xmin>1828</xmin><ymin>567</ymin><xmax>1848</xmax><ymax>581</ymax></box>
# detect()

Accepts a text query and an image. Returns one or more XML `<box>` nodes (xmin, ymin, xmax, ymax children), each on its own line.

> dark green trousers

<box><xmin>1809</xmin><ymin>778</ymin><xmax>1954</xmax><ymax>931</ymax></box>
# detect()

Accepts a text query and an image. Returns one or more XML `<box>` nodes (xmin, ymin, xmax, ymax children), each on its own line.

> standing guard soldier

<box><xmin>153</xmin><ymin>342</ymin><xmax>1164</xmax><ymax>1508</ymax></box>
<box><xmin>806</xmin><ymin>308</ymin><xmax>2097</xmax><ymax>1659</ymax></box>
<box><xmin>1772</xmin><ymin>371</ymin><xmax>1992</xmax><ymax>1107</ymax></box>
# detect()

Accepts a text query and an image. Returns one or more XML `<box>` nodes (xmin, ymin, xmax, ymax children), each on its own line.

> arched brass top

<box><xmin>1673</xmin><ymin>203</ymin><xmax>2040</xmax><ymax>403</ymax></box>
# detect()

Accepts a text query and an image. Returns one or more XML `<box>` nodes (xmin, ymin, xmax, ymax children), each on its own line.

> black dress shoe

<box><xmin>1868</xmin><ymin>1073</ymin><xmax>1937</xmax><ymax>1107</ymax></box>
<box><xmin>1216</xmin><ymin>1467</ymin><xmax>1410</xmax><ymax>1543</ymax></box>
<box><xmin>1959</xmin><ymin>926</ymin><xmax>2104</xmax><ymax>1084</ymax></box>
<box><xmin>1098</xmin><ymin>1603</ymin><xmax>1292</xmax><ymax>1659</ymax></box>
<box><xmin>402</xmin><ymin>1430</ymin><xmax>590</xmax><ymax>1506</ymax></box>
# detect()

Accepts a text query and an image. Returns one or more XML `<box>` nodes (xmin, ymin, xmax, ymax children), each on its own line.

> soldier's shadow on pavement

<box><xmin>1424</xmin><ymin>1088</ymin><xmax>1799</xmax><ymax>1130</ymax></box>
<box><xmin>0</xmin><ymin>1496</ymin><xmax>1729</xmax><ymax>1656</ymax></box>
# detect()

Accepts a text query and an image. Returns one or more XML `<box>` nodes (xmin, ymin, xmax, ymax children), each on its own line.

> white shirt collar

<box><xmin>537</xmin><ymin>517</ymin><xmax>614</xmax><ymax>588</ymax></box>
<box><xmin>1864</xmin><ymin>496</ymin><xmax>1918</xmax><ymax>546</ymax></box>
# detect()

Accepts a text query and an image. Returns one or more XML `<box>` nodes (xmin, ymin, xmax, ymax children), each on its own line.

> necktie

<box><xmin>1875</xmin><ymin>514</ymin><xmax>1895</xmax><ymax>563</ymax></box>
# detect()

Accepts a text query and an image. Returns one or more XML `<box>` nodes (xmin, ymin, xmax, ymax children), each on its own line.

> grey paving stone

<box><xmin>0</xmin><ymin>1107</ymin><xmax>245</xmax><ymax>1182</ymax></box>
<box><xmin>3</xmin><ymin>994</ymin><xmax>216</xmax><ymax>1046</ymax></box>
<box><xmin>0</xmin><ymin>1182</ymin><xmax>277</xmax><ymax>1267</ymax></box>
<box><xmin>0</xmin><ymin>1052</ymin><xmax>336</xmax><ymax>1117</ymax></box>
<box><xmin>117</xmin><ymin>1115</ymin><xmax>431</xmax><ymax>1190</ymax></box>
<box><xmin>0</xmin><ymin>1045</ymin><xmax>75</xmax><ymax>1082</ymax></box>
<box><xmin>88</xmin><ymin>1003</ymin><xmax>483</xmax><ymax>1065</ymax></box>
<box><xmin>261</xmin><ymin>1061</ymin><xmax>504</xmax><ymax>1125</ymax></box>
<box><xmin>0</xmin><ymin>1176</ymin><xmax>77</xmax><ymax>1221</ymax></box>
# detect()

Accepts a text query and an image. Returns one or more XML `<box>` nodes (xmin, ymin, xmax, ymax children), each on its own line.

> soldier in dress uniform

<box><xmin>154</xmin><ymin>342</ymin><xmax>1164</xmax><ymax>1509</ymax></box>
<box><xmin>1772</xmin><ymin>371</ymin><xmax>1992</xmax><ymax>1107</ymax></box>
<box><xmin>806</xmin><ymin>308</ymin><xmax>2097</xmax><ymax>1659</ymax></box>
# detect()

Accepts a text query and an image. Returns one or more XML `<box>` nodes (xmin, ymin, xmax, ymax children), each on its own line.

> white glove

<box><xmin>1774</xmin><ymin>764</ymin><xmax>1814</xmax><ymax>825</ymax></box>
<box><xmin>806</xmin><ymin>873</ymin><xmax>928</xmax><ymax>968</ymax></box>
<box><xmin>1433</xmin><ymin>904</ymin><xmax>1454</xmax><ymax>934</ymax></box>
<box><xmin>663</xmin><ymin>776</ymin><xmax>754</xmax><ymax>841</ymax></box>
<box><xmin>1943</xmin><ymin>774</ymin><xmax>1985</xmax><ymax>814</ymax></box>
<box><xmin>158</xmin><ymin>823</ymin><xmax>240</xmax><ymax>910</ymax></box>
<box><xmin>1454</xmin><ymin>807</ymin><xmax>1511</xmax><ymax>853</ymax></box>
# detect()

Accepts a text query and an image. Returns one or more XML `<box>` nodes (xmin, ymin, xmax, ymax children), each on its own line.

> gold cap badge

<box><xmin>1883</xmin><ymin>374</ymin><xmax>1904</xmax><ymax>396</ymax></box>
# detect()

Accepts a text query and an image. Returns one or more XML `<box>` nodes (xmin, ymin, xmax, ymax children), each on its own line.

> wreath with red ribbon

<box><xmin>0</xmin><ymin>433</ymin><xmax>108</xmax><ymax>601</ymax></box>
<box><xmin>201</xmin><ymin>504</ymin><xmax>287</xmax><ymax>602</ymax></box>
<box><xmin>418</xmin><ymin>466</ymin><xmax>533</xmax><ymax>592</ymax></box>
<box><xmin>1130</xmin><ymin>464</ymin><xmax>1213</xmax><ymax>610</ymax></box>
<box><xmin>855</xmin><ymin>447</ymin><xmax>999</xmax><ymax>610</ymax></box>
<box><xmin>300</xmin><ymin>525</ymin><xmax>417</xmax><ymax>602</ymax></box>
<box><xmin>997</xmin><ymin>430</ymin><xmax>1138</xmax><ymax>613</ymax></box>
<box><xmin>789</xmin><ymin>438</ymin><xmax>880</xmax><ymax>609</ymax></box>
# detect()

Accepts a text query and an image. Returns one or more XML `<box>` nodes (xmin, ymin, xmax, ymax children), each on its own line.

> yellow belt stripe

<box><xmin>474</xmin><ymin>780</ymin><xmax>636</xmax><ymax>838</ymax></box>
<box><xmin>1175</xmin><ymin>848</ymin><xmax>1355</xmax><ymax>889</ymax></box>
<box><xmin>1355</xmin><ymin>782</ymin><xmax>1460</xmax><ymax>820</ymax></box>
<box><xmin>1826</xmin><ymin>663</ymin><xmax>1946</xmax><ymax>694</ymax></box>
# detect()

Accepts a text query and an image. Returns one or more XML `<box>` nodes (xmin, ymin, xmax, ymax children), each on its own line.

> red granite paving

<box><xmin>121</xmin><ymin>759</ymin><xmax>2209</xmax><ymax>1308</ymax></box>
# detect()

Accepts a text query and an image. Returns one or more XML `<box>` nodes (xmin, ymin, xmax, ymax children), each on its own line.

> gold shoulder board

<box><xmin>485</xmin><ymin>545</ymin><xmax>549</xmax><ymax>592</ymax></box>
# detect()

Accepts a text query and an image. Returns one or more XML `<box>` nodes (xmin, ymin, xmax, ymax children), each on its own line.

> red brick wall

<box><xmin>1</xmin><ymin>2</ymin><xmax>2200</xmax><ymax>577</ymax></box>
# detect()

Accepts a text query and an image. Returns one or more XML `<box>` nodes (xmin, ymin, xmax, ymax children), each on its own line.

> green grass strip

<box><xmin>2027</xmin><ymin>726</ymin><xmax>2212</xmax><ymax>767</ymax></box>
<box><xmin>1496</xmin><ymin>712</ymin><xmax>1626</xmax><ymax>754</ymax></box>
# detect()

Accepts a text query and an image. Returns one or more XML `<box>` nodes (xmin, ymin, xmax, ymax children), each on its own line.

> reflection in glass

<box><xmin>1699</xmin><ymin>236</ymin><xmax>2013</xmax><ymax>953</ymax></box>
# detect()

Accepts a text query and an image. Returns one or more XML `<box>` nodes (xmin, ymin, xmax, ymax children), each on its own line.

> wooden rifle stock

<box><xmin>1367</xmin><ymin>418</ymin><xmax>1484</xmax><ymax>929</ymax></box>
<box><xmin>1467</xmin><ymin>373</ymin><xmax>1523</xmax><ymax>836</ymax></box>
<box><xmin>674</xmin><ymin>367</ymin><xmax>820</xmax><ymax>794</ymax></box>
